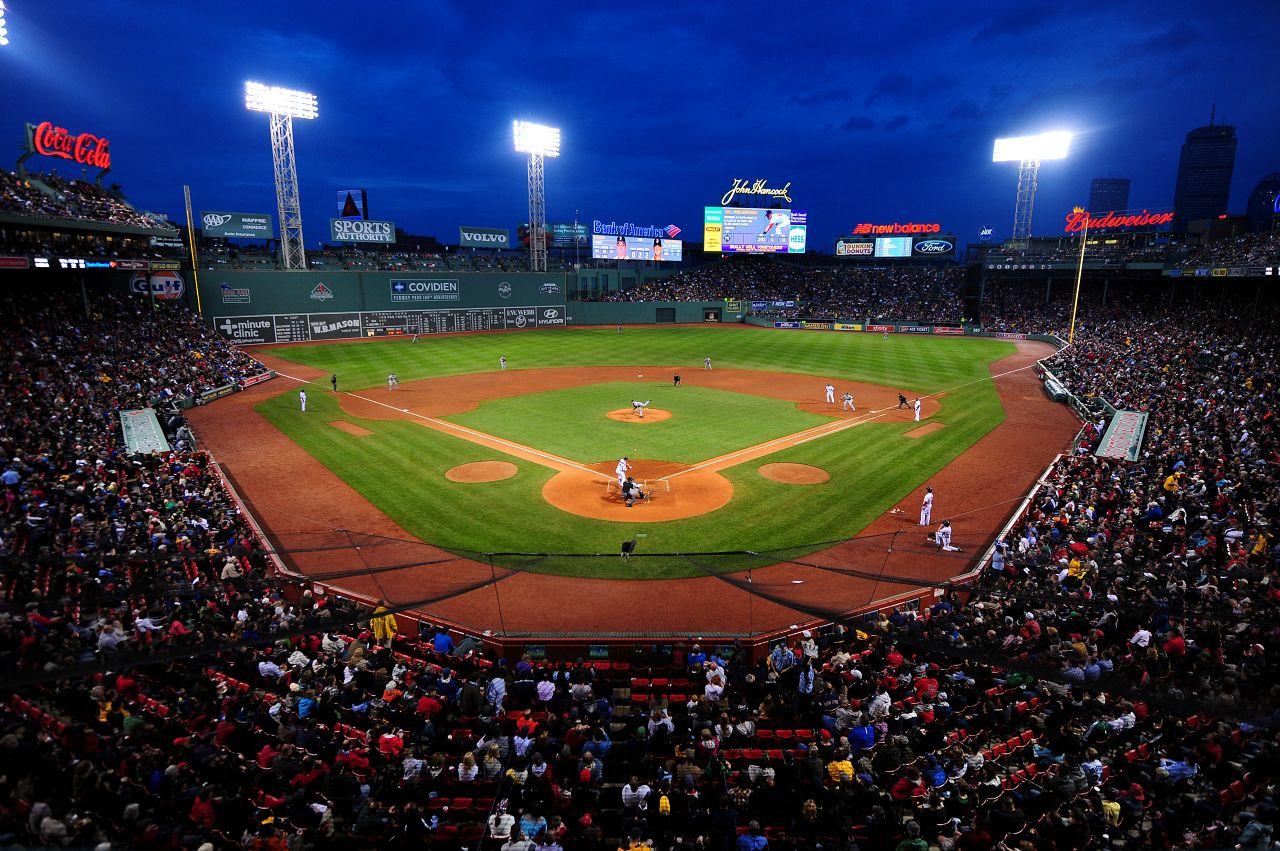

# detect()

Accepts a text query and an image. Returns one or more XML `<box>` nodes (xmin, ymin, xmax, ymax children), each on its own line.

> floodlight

<box><xmin>244</xmin><ymin>82</ymin><xmax>318</xmax><ymax>120</ymax></box>
<box><xmin>0</xmin><ymin>1</ymin><xmax>9</xmax><ymax>47</ymax></box>
<box><xmin>992</xmin><ymin>131</ymin><xmax>1072</xmax><ymax>163</ymax></box>
<box><xmin>513</xmin><ymin>120</ymin><xmax>561</xmax><ymax>158</ymax></box>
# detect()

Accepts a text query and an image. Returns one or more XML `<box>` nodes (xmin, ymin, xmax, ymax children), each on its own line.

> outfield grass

<box><xmin>447</xmin><ymin>382</ymin><xmax>831</xmax><ymax>464</ymax></box>
<box><xmin>263</xmin><ymin>325</ymin><xmax>1011</xmax><ymax>395</ymax></box>
<box><xmin>255</xmin><ymin>327</ymin><xmax>1014</xmax><ymax>579</ymax></box>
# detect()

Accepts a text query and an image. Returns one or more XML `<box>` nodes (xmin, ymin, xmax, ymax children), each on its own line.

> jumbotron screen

<box><xmin>590</xmin><ymin>235</ymin><xmax>683</xmax><ymax>262</ymax></box>
<box><xmin>704</xmin><ymin>207</ymin><xmax>807</xmax><ymax>254</ymax></box>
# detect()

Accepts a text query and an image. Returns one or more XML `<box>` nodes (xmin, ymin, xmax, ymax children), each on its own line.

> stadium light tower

<box><xmin>993</xmin><ymin>131</ymin><xmax>1072</xmax><ymax>245</ymax></box>
<box><xmin>513</xmin><ymin>120</ymin><xmax>560</xmax><ymax>272</ymax></box>
<box><xmin>0</xmin><ymin>2</ymin><xmax>10</xmax><ymax>47</ymax></box>
<box><xmin>245</xmin><ymin>82</ymin><xmax>318</xmax><ymax>270</ymax></box>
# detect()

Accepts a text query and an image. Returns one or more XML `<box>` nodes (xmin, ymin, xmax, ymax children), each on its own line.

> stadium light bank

<box><xmin>244</xmin><ymin>82</ymin><xmax>318</xmax><ymax>270</ymax></box>
<box><xmin>514</xmin><ymin>120</ymin><xmax>561</xmax><ymax>273</ymax></box>
<box><xmin>0</xmin><ymin>2</ymin><xmax>10</xmax><ymax>47</ymax></box>
<box><xmin>993</xmin><ymin>130</ymin><xmax>1073</xmax><ymax>246</ymax></box>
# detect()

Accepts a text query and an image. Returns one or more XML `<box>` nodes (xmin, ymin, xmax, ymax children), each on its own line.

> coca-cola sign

<box><xmin>28</xmin><ymin>121</ymin><xmax>112</xmax><ymax>169</ymax></box>
<box><xmin>1063</xmin><ymin>208</ymin><xmax>1174</xmax><ymax>233</ymax></box>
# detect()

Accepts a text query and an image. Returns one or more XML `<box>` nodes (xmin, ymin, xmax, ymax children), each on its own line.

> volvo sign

<box><xmin>459</xmin><ymin>226</ymin><xmax>511</xmax><ymax>248</ymax></box>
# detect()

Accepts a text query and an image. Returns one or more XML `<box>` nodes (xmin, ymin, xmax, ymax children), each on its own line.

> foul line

<box><xmin>269</xmin><ymin>369</ymin><xmax>612</xmax><ymax>481</ymax></box>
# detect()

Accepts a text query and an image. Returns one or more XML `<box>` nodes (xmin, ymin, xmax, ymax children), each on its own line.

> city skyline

<box><xmin>2</xmin><ymin>1</ymin><xmax>1278</xmax><ymax>248</ymax></box>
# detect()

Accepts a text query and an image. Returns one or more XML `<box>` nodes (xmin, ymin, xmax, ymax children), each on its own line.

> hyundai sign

<box><xmin>459</xmin><ymin>226</ymin><xmax>511</xmax><ymax>248</ymax></box>
<box><xmin>329</xmin><ymin>218</ymin><xmax>395</xmax><ymax>244</ymax></box>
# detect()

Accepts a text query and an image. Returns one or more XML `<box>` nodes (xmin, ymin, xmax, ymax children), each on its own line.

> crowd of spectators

<box><xmin>198</xmin><ymin>245</ymin><xmax>575</xmax><ymax>274</ymax></box>
<box><xmin>1</xmin><ymin>170</ymin><xmax>173</xmax><ymax>232</ymax></box>
<box><xmin>1</xmin><ymin>280</ymin><xmax>1279</xmax><ymax>849</ymax></box>
<box><xmin>601</xmin><ymin>258</ymin><xmax>964</xmax><ymax>325</ymax></box>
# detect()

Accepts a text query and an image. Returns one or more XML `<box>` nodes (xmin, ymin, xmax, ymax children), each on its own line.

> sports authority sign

<box><xmin>459</xmin><ymin>226</ymin><xmax>510</xmax><ymax>248</ymax></box>
<box><xmin>1063</xmin><ymin>209</ymin><xmax>1174</xmax><ymax>233</ymax></box>
<box><xmin>202</xmin><ymin>211</ymin><xmax>273</xmax><ymax>239</ymax></box>
<box><xmin>329</xmin><ymin>218</ymin><xmax>395</xmax><ymax>243</ymax></box>
<box><xmin>24</xmin><ymin>121</ymin><xmax>111</xmax><ymax>170</ymax></box>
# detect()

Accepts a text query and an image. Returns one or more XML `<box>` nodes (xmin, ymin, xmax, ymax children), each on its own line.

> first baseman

<box><xmin>825</xmin><ymin>384</ymin><xmax>835</xmax><ymax>404</ymax></box>
<box><xmin>842</xmin><ymin>392</ymin><xmax>856</xmax><ymax>411</ymax></box>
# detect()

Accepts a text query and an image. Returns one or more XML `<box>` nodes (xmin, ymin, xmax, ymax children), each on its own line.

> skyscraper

<box><xmin>1088</xmin><ymin>178</ymin><xmax>1130</xmax><ymax>213</ymax></box>
<box><xmin>1245</xmin><ymin>173</ymin><xmax>1280</xmax><ymax>232</ymax></box>
<box><xmin>1172</xmin><ymin>123</ymin><xmax>1237</xmax><ymax>229</ymax></box>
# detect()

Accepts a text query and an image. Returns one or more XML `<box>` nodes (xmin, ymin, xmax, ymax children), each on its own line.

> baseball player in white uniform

<box><xmin>387</xmin><ymin>373</ymin><xmax>395</xmax><ymax>391</ymax></box>
<box><xmin>919</xmin><ymin>487</ymin><xmax>934</xmax><ymax>526</ymax></box>
<box><xmin>500</xmin><ymin>356</ymin><xmax>508</xmax><ymax>371</ymax></box>
<box><xmin>704</xmin><ymin>357</ymin><xmax>712</xmax><ymax>370</ymax></box>
<box><xmin>299</xmin><ymin>390</ymin><xmax>307</xmax><ymax>412</ymax></box>
<box><xmin>913</xmin><ymin>397</ymin><xmax>922</xmax><ymax>422</ymax></box>
<box><xmin>615</xmin><ymin>457</ymin><xmax>631</xmax><ymax>488</ymax></box>
<box><xmin>842</xmin><ymin>392</ymin><xmax>856</xmax><ymax>411</ymax></box>
<box><xmin>630</xmin><ymin>400</ymin><xmax>651</xmax><ymax>418</ymax></box>
<box><xmin>935</xmin><ymin>520</ymin><xmax>959</xmax><ymax>551</ymax></box>
<box><xmin>824</xmin><ymin>384</ymin><xmax>835</xmax><ymax>405</ymax></box>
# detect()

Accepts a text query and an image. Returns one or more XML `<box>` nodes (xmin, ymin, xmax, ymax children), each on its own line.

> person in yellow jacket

<box><xmin>370</xmin><ymin>601</ymin><xmax>399</xmax><ymax>645</ymax></box>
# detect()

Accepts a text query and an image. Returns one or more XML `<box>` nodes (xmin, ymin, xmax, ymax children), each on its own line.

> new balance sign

<box><xmin>459</xmin><ymin>226</ymin><xmax>510</xmax><ymax>248</ymax></box>
<box><xmin>330</xmin><ymin>218</ymin><xmax>395</xmax><ymax>243</ymax></box>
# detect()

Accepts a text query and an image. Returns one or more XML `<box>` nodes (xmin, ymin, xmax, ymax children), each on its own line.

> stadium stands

<box><xmin>1</xmin><ymin>278</ymin><xmax>1277</xmax><ymax>849</ymax></box>
<box><xmin>0</xmin><ymin>170</ymin><xmax>174</xmax><ymax>232</ymax></box>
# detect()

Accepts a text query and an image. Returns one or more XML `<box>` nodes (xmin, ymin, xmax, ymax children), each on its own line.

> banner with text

<box><xmin>459</xmin><ymin>226</ymin><xmax>511</xmax><ymax>248</ymax></box>
<box><xmin>329</xmin><ymin>218</ymin><xmax>395</xmax><ymax>244</ymax></box>
<box><xmin>201</xmin><ymin>211</ymin><xmax>273</xmax><ymax>240</ymax></box>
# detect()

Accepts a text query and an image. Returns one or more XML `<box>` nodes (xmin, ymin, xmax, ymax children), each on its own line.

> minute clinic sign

<box><xmin>25</xmin><ymin>121</ymin><xmax>112</xmax><ymax>169</ymax></box>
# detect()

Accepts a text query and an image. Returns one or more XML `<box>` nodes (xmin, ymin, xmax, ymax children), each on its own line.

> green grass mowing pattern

<box><xmin>253</xmin><ymin>332</ymin><xmax>1007</xmax><ymax>580</ymax></box>
<box><xmin>262</xmin><ymin>325</ymin><xmax>1014</xmax><ymax>396</ymax></box>
<box><xmin>446</xmin><ymin>382</ymin><xmax>831</xmax><ymax>465</ymax></box>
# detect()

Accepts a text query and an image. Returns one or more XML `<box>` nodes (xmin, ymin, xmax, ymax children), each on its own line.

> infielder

<box><xmin>299</xmin><ymin>390</ymin><xmax>308</xmax><ymax>412</ymax></box>
<box><xmin>387</xmin><ymin>373</ymin><xmax>396</xmax><ymax>391</ymax></box>
<box><xmin>935</xmin><ymin>520</ymin><xmax>960</xmax><ymax>552</ymax></box>
<box><xmin>615</xmin><ymin>456</ymin><xmax>631</xmax><ymax>488</ymax></box>
<box><xmin>913</xmin><ymin>397</ymin><xmax>922</xmax><ymax>422</ymax></box>
<box><xmin>825</xmin><ymin>384</ymin><xmax>835</xmax><ymax>405</ymax></box>
<box><xmin>919</xmin><ymin>486</ymin><xmax>934</xmax><ymax>526</ymax></box>
<box><xmin>500</xmin><ymin>356</ymin><xmax>508</xmax><ymax>371</ymax></box>
<box><xmin>842</xmin><ymin>392</ymin><xmax>856</xmax><ymax>411</ymax></box>
<box><xmin>630</xmin><ymin>399</ymin><xmax>651</xmax><ymax>418</ymax></box>
<box><xmin>704</xmin><ymin>357</ymin><xmax>712</xmax><ymax>370</ymax></box>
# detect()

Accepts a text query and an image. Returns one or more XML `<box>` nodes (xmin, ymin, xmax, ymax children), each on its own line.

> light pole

<box><xmin>513</xmin><ymin>120</ymin><xmax>560</xmax><ymax>273</ymax></box>
<box><xmin>1068</xmin><ymin>207</ymin><xmax>1088</xmax><ymax>344</ymax></box>
<box><xmin>245</xmin><ymin>82</ymin><xmax>318</xmax><ymax>270</ymax></box>
<box><xmin>993</xmin><ymin>131</ymin><xmax>1072</xmax><ymax>247</ymax></box>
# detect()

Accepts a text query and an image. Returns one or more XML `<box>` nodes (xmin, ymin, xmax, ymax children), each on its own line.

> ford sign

<box><xmin>913</xmin><ymin>239</ymin><xmax>954</xmax><ymax>255</ymax></box>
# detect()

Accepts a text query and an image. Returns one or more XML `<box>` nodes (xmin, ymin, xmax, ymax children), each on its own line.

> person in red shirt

<box><xmin>416</xmin><ymin>692</ymin><xmax>442</xmax><ymax>718</ymax></box>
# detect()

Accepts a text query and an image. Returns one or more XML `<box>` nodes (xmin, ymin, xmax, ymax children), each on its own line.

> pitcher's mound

<box><xmin>606</xmin><ymin>408</ymin><xmax>672</xmax><ymax>423</ymax></box>
<box><xmin>758</xmin><ymin>463</ymin><xmax>830</xmax><ymax>485</ymax></box>
<box><xmin>446</xmin><ymin>461</ymin><xmax>518</xmax><ymax>483</ymax></box>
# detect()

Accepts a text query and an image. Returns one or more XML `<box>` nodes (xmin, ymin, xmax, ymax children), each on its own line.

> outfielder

<box><xmin>913</xmin><ymin>397</ymin><xmax>922</xmax><ymax>422</ymax></box>
<box><xmin>919</xmin><ymin>486</ymin><xmax>934</xmax><ymax>526</ymax></box>
<box><xmin>704</xmin><ymin>357</ymin><xmax>712</xmax><ymax>370</ymax></box>
<box><xmin>500</xmin><ymin>356</ymin><xmax>508</xmax><ymax>371</ymax></box>
<box><xmin>825</xmin><ymin>384</ymin><xmax>835</xmax><ymax>405</ymax></box>
<box><xmin>615</xmin><ymin>456</ymin><xmax>631</xmax><ymax>488</ymax></box>
<box><xmin>299</xmin><ymin>390</ymin><xmax>308</xmax><ymax>412</ymax></box>
<box><xmin>631</xmin><ymin>399</ymin><xmax>651</xmax><ymax>418</ymax></box>
<box><xmin>842</xmin><ymin>392</ymin><xmax>856</xmax><ymax>411</ymax></box>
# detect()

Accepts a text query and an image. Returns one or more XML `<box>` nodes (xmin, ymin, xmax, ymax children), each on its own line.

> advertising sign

<box><xmin>833</xmin><ymin>322</ymin><xmax>863</xmax><ymax>331</ymax></box>
<box><xmin>1063</xmin><ymin>208</ymin><xmax>1174</xmax><ymax>233</ymax></box>
<box><xmin>459</xmin><ymin>226</ymin><xmax>511</xmax><ymax>248</ymax></box>
<box><xmin>329</xmin><ymin>218</ymin><xmax>395</xmax><ymax>244</ymax></box>
<box><xmin>853</xmin><ymin>221</ymin><xmax>941</xmax><ymax>236</ymax></box>
<box><xmin>219</xmin><ymin>282</ymin><xmax>251</xmax><ymax>304</ymax></box>
<box><xmin>836</xmin><ymin>239</ymin><xmax>874</xmax><ymax>257</ymax></box>
<box><xmin>912</xmin><ymin>237</ymin><xmax>955</xmax><ymax>255</ymax></box>
<box><xmin>704</xmin><ymin>207</ymin><xmax>807</xmax><ymax>254</ymax></box>
<box><xmin>307</xmin><ymin>312</ymin><xmax>362</xmax><ymax>340</ymax></box>
<box><xmin>867</xmin><ymin>324</ymin><xmax>894</xmax><ymax>333</ymax></box>
<box><xmin>25</xmin><ymin>121</ymin><xmax>111</xmax><ymax>169</ymax></box>
<box><xmin>773</xmin><ymin>321</ymin><xmax>801</xmax><ymax>329</ymax></box>
<box><xmin>215</xmin><ymin>315</ymin><xmax>276</xmax><ymax>345</ymax></box>
<box><xmin>551</xmin><ymin>222</ymin><xmax>589</xmax><ymax>247</ymax></box>
<box><xmin>721</xmin><ymin>179</ymin><xmax>792</xmax><ymax>206</ymax></box>
<box><xmin>336</xmin><ymin>189</ymin><xmax>368</xmax><ymax>220</ymax></box>
<box><xmin>874</xmin><ymin>237</ymin><xmax>912</xmax><ymax>258</ymax></box>
<box><xmin>0</xmin><ymin>257</ymin><xmax>29</xmax><ymax>269</ymax></box>
<box><xmin>201</xmin><ymin>211</ymin><xmax>273</xmax><ymax>240</ymax></box>
<box><xmin>801</xmin><ymin>321</ymin><xmax>832</xmax><ymax>330</ymax></box>
<box><xmin>129</xmin><ymin>271</ymin><xmax>185</xmax><ymax>301</ymax></box>
<box><xmin>932</xmin><ymin>326</ymin><xmax>964</xmax><ymax>335</ymax></box>
<box><xmin>390</xmin><ymin>279</ymin><xmax>460</xmax><ymax>303</ymax></box>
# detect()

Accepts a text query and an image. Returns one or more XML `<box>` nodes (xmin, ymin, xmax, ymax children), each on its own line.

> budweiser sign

<box><xmin>1064</xmin><ymin>209</ymin><xmax>1174</xmax><ymax>233</ymax></box>
<box><xmin>28</xmin><ymin>121</ymin><xmax>112</xmax><ymax>169</ymax></box>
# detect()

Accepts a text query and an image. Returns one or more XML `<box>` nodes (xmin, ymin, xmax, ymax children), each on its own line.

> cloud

<box><xmin>790</xmin><ymin>88</ymin><xmax>854</xmax><ymax>107</ymax></box>
<box><xmin>837</xmin><ymin>115</ymin><xmax>876</xmax><ymax>132</ymax></box>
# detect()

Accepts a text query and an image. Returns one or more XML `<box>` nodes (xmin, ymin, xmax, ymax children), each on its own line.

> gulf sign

<box><xmin>853</xmin><ymin>222</ymin><xmax>941</xmax><ymax>236</ymax></box>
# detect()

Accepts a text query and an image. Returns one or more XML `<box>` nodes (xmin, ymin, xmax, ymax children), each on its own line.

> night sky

<box><xmin>4</xmin><ymin>1</ymin><xmax>1279</xmax><ymax>250</ymax></box>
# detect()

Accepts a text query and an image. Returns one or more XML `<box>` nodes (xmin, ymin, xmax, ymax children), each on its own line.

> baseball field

<box><xmin>229</xmin><ymin>325</ymin><xmax>1023</xmax><ymax>579</ymax></box>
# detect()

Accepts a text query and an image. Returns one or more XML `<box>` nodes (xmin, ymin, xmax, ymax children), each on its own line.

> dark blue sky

<box><xmin>4</xmin><ymin>1</ymin><xmax>1279</xmax><ymax>250</ymax></box>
